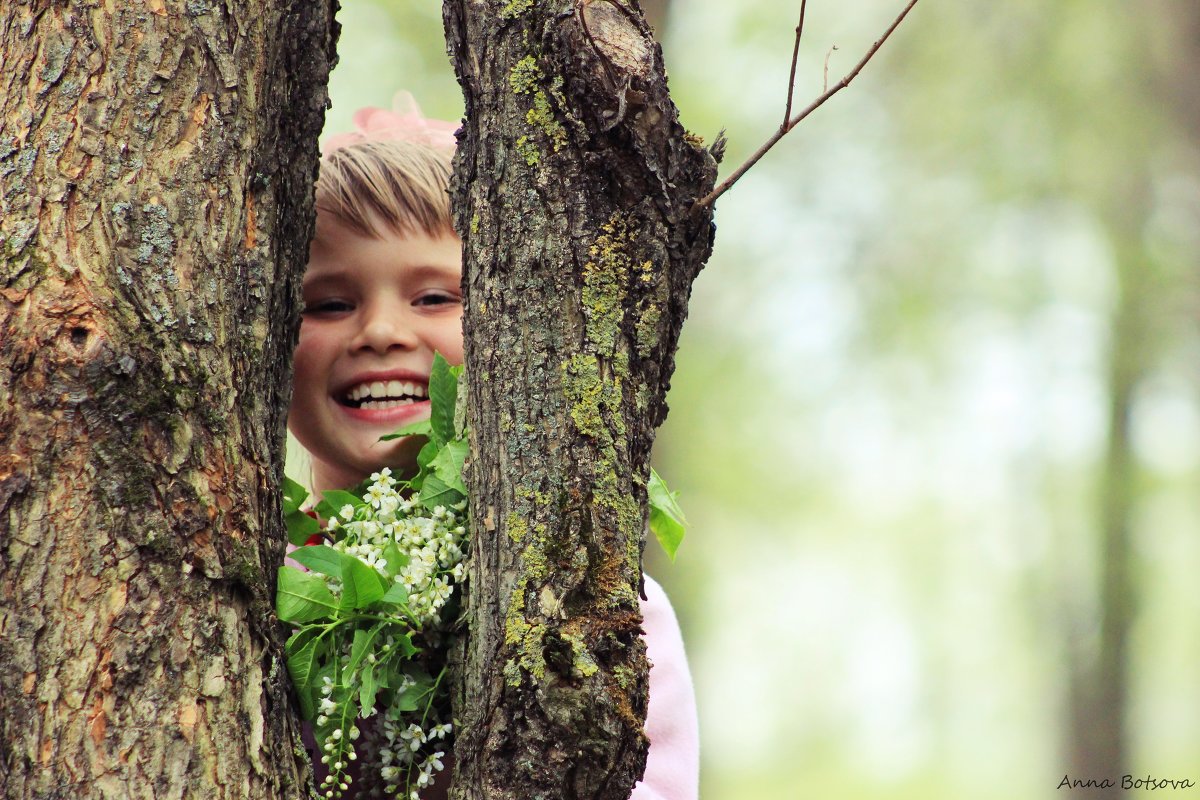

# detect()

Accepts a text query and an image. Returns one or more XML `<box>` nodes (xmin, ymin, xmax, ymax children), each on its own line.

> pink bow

<box><xmin>321</xmin><ymin>92</ymin><xmax>459</xmax><ymax>156</ymax></box>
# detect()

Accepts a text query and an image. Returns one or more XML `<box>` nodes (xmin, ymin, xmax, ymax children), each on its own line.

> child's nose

<box><xmin>352</xmin><ymin>306</ymin><xmax>418</xmax><ymax>354</ymax></box>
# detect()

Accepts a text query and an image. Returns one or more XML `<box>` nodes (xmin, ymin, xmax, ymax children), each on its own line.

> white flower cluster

<box><xmin>377</xmin><ymin>712</ymin><xmax>452</xmax><ymax>798</ymax></box>
<box><xmin>316</xmin><ymin>676</ymin><xmax>360</xmax><ymax>798</ymax></box>
<box><xmin>327</xmin><ymin>468</ymin><xmax>467</xmax><ymax>627</ymax></box>
<box><xmin>311</xmin><ymin>468</ymin><xmax>466</xmax><ymax>798</ymax></box>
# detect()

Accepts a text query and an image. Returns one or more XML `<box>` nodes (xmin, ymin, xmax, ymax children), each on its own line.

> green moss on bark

<box><xmin>504</xmin><ymin>576</ymin><xmax>548</xmax><ymax>685</ymax></box>
<box><xmin>499</xmin><ymin>0</ymin><xmax>534</xmax><ymax>20</ymax></box>
<box><xmin>508</xmin><ymin>54</ymin><xmax>567</xmax><ymax>162</ymax></box>
<box><xmin>506</xmin><ymin>513</ymin><xmax>529</xmax><ymax>543</ymax></box>
<box><xmin>561</xmin><ymin>630</ymin><xmax>599</xmax><ymax>678</ymax></box>
<box><xmin>581</xmin><ymin>214</ymin><xmax>633</xmax><ymax>355</ymax></box>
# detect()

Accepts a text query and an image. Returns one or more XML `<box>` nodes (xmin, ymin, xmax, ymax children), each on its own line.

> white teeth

<box><xmin>345</xmin><ymin>379</ymin><xmax>429</xmax><ymax>404</ymax></box>
<box><xmin>358</xmin><ymin>398</ymin><xmax>414</xmax><ymax>409</ymax></box>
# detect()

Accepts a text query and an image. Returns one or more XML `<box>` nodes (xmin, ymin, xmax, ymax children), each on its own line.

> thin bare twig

<box><xmin>823</xmin><ymin>45</ymin><xmax>839</xmax><ymax>92</ymax></box>
<box><xmin>783</xmin><ymin>0</ymin><xmax>809</xmax><ymax>126</ymax></box>
<box><xmin>695</xmin><ymin>0</ymin><xmax>920</xmax><ymax>211</ymax></box>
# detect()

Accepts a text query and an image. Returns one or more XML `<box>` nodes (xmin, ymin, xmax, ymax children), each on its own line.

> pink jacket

<box><xmin>637</xmin><ymin>574</ymin><xmax>701</xmax><ymax>799</ymax></box>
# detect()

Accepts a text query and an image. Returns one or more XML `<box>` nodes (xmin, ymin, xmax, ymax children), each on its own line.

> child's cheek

<box><xmin>448</xmin><ymin>314</ymin><xmax>466</xmax><ymax>366</ymax></box>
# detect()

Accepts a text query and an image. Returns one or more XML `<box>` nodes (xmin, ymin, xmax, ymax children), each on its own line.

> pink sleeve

<box><xmin>634</xmin><ymin>574</ymin><xmax>700</xmax><ymax>800</ymax></box>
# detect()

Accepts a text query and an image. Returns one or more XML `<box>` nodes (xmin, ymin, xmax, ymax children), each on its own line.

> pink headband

<box><xmin>320</xmin><ymin>92</ymin><xmax>459</xmax><ymax>157</ymax></box>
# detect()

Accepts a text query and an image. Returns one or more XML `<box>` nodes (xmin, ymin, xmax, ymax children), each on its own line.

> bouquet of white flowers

<box><xmin>277</xmin><ymin>356</ymin><xmax>468</xmax><ymax>799</ymax></box>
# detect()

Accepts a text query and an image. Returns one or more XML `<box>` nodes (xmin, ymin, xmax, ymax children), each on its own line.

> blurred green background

<box><xmin>316</xmin><ymin>1</ymin><xmax>1200</xmax><ymax>797</ymax></box>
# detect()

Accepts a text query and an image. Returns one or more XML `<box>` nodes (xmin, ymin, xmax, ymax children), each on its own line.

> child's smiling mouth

<box><xmin>341</xmin><ymin>379</ymin><xmax>429</xmax><ymax>409</ymax></box>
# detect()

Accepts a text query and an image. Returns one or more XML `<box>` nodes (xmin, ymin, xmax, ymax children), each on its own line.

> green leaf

<box><xmin>346</xmin><ymin>624</ymin><xmax>383</xmax><ymax>677</ymax></box>
<box><xmin>359</xmin><ymin>662</ymin><xmax>378</xmax><ymax>712</ymax></box>
<box><xmin>314</xmin><ymin>490</ymin><xmax>364</xmax><ymax>522</ymax></box>
<box><xmin>339</xmin><ymin>556</ymin><xmax>387</xmax><ymax>611</ymax></box>
<box><xmin>414</xmin><ymin>439</ymin><xmax>440</xmax><ymax>478</ymax></box>
<box><xmin>379</xmin><ymin>580</ymin><xmax>409</xmax><ymax>605</ymax></box>
<box><xmin>377</xmin><ymin>664</ymin><xmax>397</xmax><ymax>689</ymax></box>
<box><xmin>283</xmin><ymin>477</ymin><xmax>310</xmax><ymax>516</ymax></box>
<box><xmin>453</xmin><ymin>368</ymin><xmax>468</xmax><ymax>438</ymax></box>
<box><xmin>288</xmin><ymin>545</ymin><xmax>344</xmax><ymax>578</ymax></box>
<box><xmin>286</xmin><ymin>625</ymin><xmax>321</xmax><ymax>653</ymax></box>
<box><xmin>286</xmin><ymin>635</ymin><xmax>322</xmax><ymax>720</ymax></box>
<box><xmin>285</xmin><ymin>509</ymin><xmax>321</xmax><ymax>546</ymax></box>
<box><xmin>429</xmin><ymin>439</ymin><xmax>469</xmax><ymax>494</ymax></box>
<box><xmin>428</xmin><ymin>353</ymin><xmax>457</xmax><ymax>446</ymax></box>
<box><xmin>418</xmin><ymin>472</ymin><xmax>465</xmax><ymax>512</ymax></box>
<box><xmin>393</xmin><ymin>668</ymin><xmax>432</xmax><ymax>712</ymax></box>
<box><xmin>392</xmin><ymin>686</ymin><xmax>421</xmax><ymax>712</ymax></box>
<box><xmin>277</xmin><ymin>567</ymin><xmax>340</xmax><ymax>623</ymax></box>
<box><xmin>381</xmin><ymin>541</ymin><xmax>408</xmax><ymax>578</ymax></box>
<box><xmin>647</xmin><ymin>468</ymin><xmax>687</xmax><ymax>561</ymax></box>
<box><xmin>380</xmin><ymin>417</ymin><xmax>432</xmax><ymax>441</ymax></box>
<box><xmin>392</xmin><ymin>632</ymin><xmax>419</xmax><ymax>658</ymax></box>
<box><xmin>649</xmin><ymin>506</ymin><xmax>685</xmax><ymax>561</ymax></box>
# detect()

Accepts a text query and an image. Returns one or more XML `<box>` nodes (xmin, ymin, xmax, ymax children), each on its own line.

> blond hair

<box><xmin>315</xmin><ymin>139</ymin><xmax>455</xmax><ymax>240</ymax></box>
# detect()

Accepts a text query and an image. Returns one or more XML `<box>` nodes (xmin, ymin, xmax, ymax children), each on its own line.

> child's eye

<box><xmin>414</xmin><ymin>292</ymin><xmax>460</xmax><ymax>308</ymax></box>
<box><xmin>302</xmin><ymin>298</ymin><xmax>354</xmax><ymax>315</ymax></box>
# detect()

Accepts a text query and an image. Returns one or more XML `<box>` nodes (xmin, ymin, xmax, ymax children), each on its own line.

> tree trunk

<box><xmin>1061</xmin><ymin>2</ymin><xmax>1199</xmax><ymax>781</ymax></box>
<box><xmin>442</xmin><ymin>1</ymin><xmax>718</xmax><ymax>798</ymax></box>
<box><xmin>0</xmin><ymin>2</ymin><xmax>336</xmax><ymax>798</ymax></box>
<box><xmin>1066</xmin><ymin>234</ymin><xmax>1152</xmax><ymax>799</ymax></box>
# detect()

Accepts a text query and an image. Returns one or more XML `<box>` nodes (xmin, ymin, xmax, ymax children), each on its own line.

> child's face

<box><xmin>289</xmin><ymin>213</ymin><xmax>464</xmax><ymax>491</ymax></box>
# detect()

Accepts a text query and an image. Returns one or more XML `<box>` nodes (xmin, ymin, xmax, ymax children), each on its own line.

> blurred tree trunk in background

<box><xmin>1065</xmin><ymin>4</ymin><xmax>1200</xmax><ymax>793</ymax></box>
<box><xmin>1162</xmin><ymin>2</ymin><xmax>1200</xmax><ymax>135</ymax></box>
<box><xmin>1067</xmin><ymin>234</ymin><xmax>1148</xmax><ymax>797</ymax></box>
<box><xmin>0</xmin><ymin>2</ymin><xmax>335</xmax><ymax>797</ymax></box>
<box><xmin>641</xmin><ymin>0</ymin><xmax>670</xmax><ymax>35</ymax></box>
<box><xmin>442</xmin><ymin>0</ymin><xmax>717</xmax><ymax>796</ymax></box>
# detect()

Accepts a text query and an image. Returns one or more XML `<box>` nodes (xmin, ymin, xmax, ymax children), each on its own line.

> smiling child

<box><xmin>286</xmin><ymin>98</ymin><xmax>699</xmax><ymax>799</ymax></box>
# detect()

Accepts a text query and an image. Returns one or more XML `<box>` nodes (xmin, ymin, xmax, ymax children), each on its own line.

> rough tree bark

<box><xmin>0</xmin><ymin>2</ymin><xmax>335</xmax><ymax>798</ymax></box>
<box><xmin>443</xmin><ymin>1</ymin><xmax>718</xmax><ymax>798</ymax></box>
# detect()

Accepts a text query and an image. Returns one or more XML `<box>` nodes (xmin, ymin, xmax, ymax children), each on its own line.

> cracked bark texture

<box><xmin>443</xmin><ymin>1</ymin><xmax>718</xmax><ymax>798</ymax></box>
<box><xmin>0</xmin><ymin>1</ymin><xmax>336</xmax><ymax>798</ymax></box>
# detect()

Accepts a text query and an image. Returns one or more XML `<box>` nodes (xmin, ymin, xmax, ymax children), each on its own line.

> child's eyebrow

<box><xmin>301</xmin><ymin>271</ymin><xmax>350</xmax><ymax>290</ymax></box>
<box><xmin>403</xmin><ymin>264</ymin><xmax>462</xmax><ymax>281</ymax></box>
<box><xmin>301</xmin><ymin>264</ymin><xmax>461</xmax><ymax>289</ymax></box>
